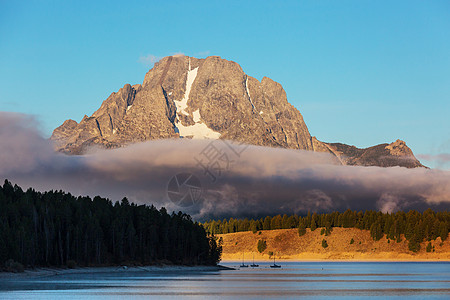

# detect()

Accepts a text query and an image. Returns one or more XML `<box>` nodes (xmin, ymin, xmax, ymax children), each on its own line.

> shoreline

<box><xmin>0</xmin><ymin>264</ymin><xmax>234</xmax><ymax>279</ymax></box>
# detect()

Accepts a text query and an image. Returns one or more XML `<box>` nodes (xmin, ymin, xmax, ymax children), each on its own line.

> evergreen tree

<box><xmin>257</xmin><ymin>240</ymin><xmax>267</xmax><ymax>253</ymax></box>
<box><xmin>250</xmin><ymin>220</ymin><xmax>258</xmax><ymax>233</ymax></box>
<box><xmin>426</xmin><ymin>242</ymin><xmax>432</xmax><ymax>253</ymax></box>
<box><xmin>439</xmin><ymin>222</ymin><xmax>449</xmax><ymax>241</ymax></box>
<box><xmin>324</xmin><ymin>221</ymin><xmax>332</xmax><ymax>236</ymax></box>
<box><xmin>310</xmin><ymin>213</ymin><xmax>318</xmax><ymax>231</ymax></box>
<box><xmin>263</xmin><ymin>216</ymin><xmax>272</xmax><ymax>231</ymax></box>
<box><xmin>305</xmin><ymin>212</ymin><xmax>312</xmax><ymax>228</ymax></box>
<box><xmin>370</xmin><ymin>222</ymin><xmax>383</xmax><ymax>241</ymax></box>
<box><xmin>287</xmin><ymin>215</ymin><xmax>297</xmax><ymax>228</ymax></box>
<box><xmin>298</xmin><ymin>220</ymin><xmax>306</xmax><ymax>236</ymax></box>
<box><xmin>271</xmin><ymin>215</ymin><xmax>282</xmax><ymax>230</ymax></box>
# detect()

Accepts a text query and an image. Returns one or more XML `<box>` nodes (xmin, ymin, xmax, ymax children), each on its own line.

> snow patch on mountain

<box><xmin>174</xmin><ymin>59</ymin><xmax>220</xmax><ymax>139</ymax></box>
<box><xmin>245</xmin><ymin>76</ymin><xmax>255</xmax><ymax>111</ymax></box>
<box><xmin>193</xmin><ymin>109</ymin><xmax>201</xmax><ymax>123</ymax></box>
<box><xmin>176</xmin><ymin>121</ymin><xmax>221</xmax><ymax>139</ymax></box>
<box><xmin>174</xmin><ymin>60</ymin><xmax>198</xmax><ymax>116</ymax></box>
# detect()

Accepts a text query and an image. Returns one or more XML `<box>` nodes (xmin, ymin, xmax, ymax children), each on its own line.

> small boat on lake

<box><xmin>250</xmin><ymin>253</ymin><xmax>259</xmax><ymax>268</ymax></box>
<box><xmin>270</xmin><ymin>254</ymin><xmax>281</xmax><ymax>268</ymax></box>
<box><xmin>240</xmin><ymin>252</ymin><xmax>248</xmax><ymax>268</ymax></box>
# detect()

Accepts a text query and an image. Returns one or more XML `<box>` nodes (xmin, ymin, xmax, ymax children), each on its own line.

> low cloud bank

<box><xmin>1</xmin><ymin>112</ymin><xmax>449</xmax><ymax>220</ymax></box>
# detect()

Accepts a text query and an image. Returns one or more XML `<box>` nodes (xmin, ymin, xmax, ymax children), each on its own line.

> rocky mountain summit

<box><xmin>312</xmin><ymin>138</ymin><xmax>424</xmax><ymax>168</ymax></box>
<box><xmin>51</xmin><ymin>55</ymin><xmax>424</xmax><ymax>168</ymax></box>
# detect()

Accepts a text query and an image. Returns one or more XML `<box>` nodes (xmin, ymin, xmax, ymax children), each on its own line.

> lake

<box><xmin>0</xmin><ymin>262</ymin><xmax>449</xmax><ymax>299</ymax></box>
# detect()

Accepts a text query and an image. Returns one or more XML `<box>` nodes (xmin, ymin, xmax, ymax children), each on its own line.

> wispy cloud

<box><xmin>138</xmin><ymin>54</ymin><xmax>162</xmax><ymax>66</ymax></box>
<box><xmin>0</xmin><ymin>101</ymin><xmax>21</xmax><ymax>107</ymax></box>
<box><xmin>1</xmin><ymin>112</ymin><xmax>449</xmax><ymax>220</ymax></box>
<box><xmin>172</xmin><ymin>52</ymin><xmax>185</xmax><ymax>57</ymax></box>
<box><xmin>196</xmin><ymin>50</ymin><xmax>210</xmax><ymax>57</ymax></box>
<box><xmin>418</xmin><ymin>153</ymin><xmax>450</xmax><ymax>169</ymax></box>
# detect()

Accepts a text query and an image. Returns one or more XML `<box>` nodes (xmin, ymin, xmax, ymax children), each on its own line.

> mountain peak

<box><xmin>50</xmin><ymin>56</ymin><xmax>424</xmax><ymax>168</ymax></box>
<box><xmin>385</xmin><ymin>139</ymin><xmax>413</xmax><ymax>156</ymax></box>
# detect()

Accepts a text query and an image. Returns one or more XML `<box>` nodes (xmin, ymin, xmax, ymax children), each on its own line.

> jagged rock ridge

<box><xmin>51</xmin><ymin>55</ymin><xmax>424</xmax><ymax>168</ymax></box>
<box><xmin>312</xmin><ymin>138</ymin><xmax>424</xmax><ymax>168</ymax></box>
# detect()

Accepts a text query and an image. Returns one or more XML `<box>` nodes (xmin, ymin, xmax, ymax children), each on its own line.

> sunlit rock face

<box><xmin>52</xmin><ymin>55</ymin><xmax>313</xmax><ymax>153</ymax></box>
<box><xmin>51</xmin><ymin>55</ymin><xmax>424</xmax><ymax>168</ymax></box>
<box><xmin>311</xmin><ymin>138</ymin><xmax>425</xmax><ymax>168</ymax></box>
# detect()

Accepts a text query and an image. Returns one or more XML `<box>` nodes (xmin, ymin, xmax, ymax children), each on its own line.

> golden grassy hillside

<box><xmin>218</xmin><ymin>228</ymin><xmax>450</xmax><ymax>261</ymax></box>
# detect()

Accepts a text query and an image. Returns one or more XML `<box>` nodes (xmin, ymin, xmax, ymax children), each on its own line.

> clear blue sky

<box><xmin>1</xmin><ymin>0</ymin><xmax>449</xmax><ymax>168</ymax></box>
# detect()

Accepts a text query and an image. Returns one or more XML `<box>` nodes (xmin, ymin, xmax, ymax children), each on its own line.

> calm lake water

<box><xmin>0</xmin><ymin>262</ymin><xmax>449</xmax><ymax>299</ymax></box>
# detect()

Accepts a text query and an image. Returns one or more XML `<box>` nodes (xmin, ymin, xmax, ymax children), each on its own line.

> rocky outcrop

<box><xmin>52</xmin><ymin>82</ymin><xmax>178</xmax><ymax>154</ymax></box>
<box><xmin>312</xmin><ymin>138</ymin><xmax>425</xmax><ymax>168</ymax></box>
<box><xmin>51</xmin><ymin>55</ymin><xmax>424</xmax><ymax>168</ymax></box>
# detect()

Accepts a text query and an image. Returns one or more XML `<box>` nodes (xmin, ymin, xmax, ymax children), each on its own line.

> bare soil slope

<box><xmin>219</xmin><ymin>228</ymin><xmax>450</xmax><ymax>261</ymax></box>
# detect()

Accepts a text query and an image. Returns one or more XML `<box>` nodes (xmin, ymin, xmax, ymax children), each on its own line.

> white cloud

<box><xmin>418</xmin><ymin>153</ymin><xmax>450</xmax><ymax>170</ymax></box>
<box><xmin>138</xmin><ymin>54</ymin><xmax>162</xmax><ymax>66</ymax></box>
<box><xmin>172</xmin><ymin>52</ymin><xmax>185</xmax><ymax>57</ymax></box>
<box><xmin>196</xmin><ymin>50</ymin><xmax>210</xmax><ymax>57</ymax></box>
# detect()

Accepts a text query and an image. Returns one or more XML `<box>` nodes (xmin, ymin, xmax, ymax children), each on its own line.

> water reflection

<box><xmin>1</xmin><ymin>262</ymin><xmax>449</xmax><ymax>299</ymax></box>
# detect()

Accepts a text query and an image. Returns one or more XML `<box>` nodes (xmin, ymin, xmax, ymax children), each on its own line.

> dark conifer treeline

<box><xmin>203</xmin><ymin>209</ymin><xmax>449</xmax><ymax>252</ymax></box>
<box><xmin>0</xmin><ymin>180</ymin><xmax>222</xmax><ymax>268</ymax></box>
